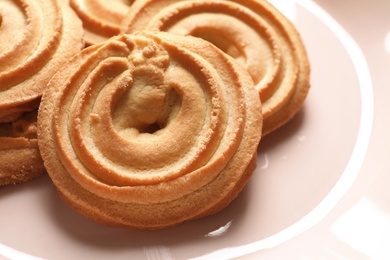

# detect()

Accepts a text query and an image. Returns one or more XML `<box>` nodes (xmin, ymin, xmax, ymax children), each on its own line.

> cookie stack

<box><xmin>0</xmin><ymin>0</ymin><xmax>84</xmax><ymax>186</ymax></box>
<box><xmin>0</xmin><ymin>0</ymin><xmax>310</xmax><ymax>229</ymax></box>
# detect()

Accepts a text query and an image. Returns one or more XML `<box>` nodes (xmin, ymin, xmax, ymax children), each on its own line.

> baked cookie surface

<box><xmin>38</xmin><ymin>32</ymin><xmax>262</xmax><ymax>229</ymax></box>
<box><xmin>0</xmin><ymin>0</ymin><xmax>84</xmax><ymax>185</ymax></box>
<box><xmin>70</xmin><ymin>0</ymin><xmax>134</xmax><ymax>46</ymax></box>
<box><xmin>122</xmin><ymin>0</ymin><xmax>311</xmax><ymax>135</ymax></box>
<box><xmin>0</xmin><ymin>110</ymin><xmax>45</xmax><ymax>186</ymax></box>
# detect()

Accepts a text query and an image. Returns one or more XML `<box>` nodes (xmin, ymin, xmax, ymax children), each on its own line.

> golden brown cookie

<box><xmin>69</xmin><ymin>0</ymin><xmax>134</xmax><ymax>46</ymax></box>
<box><xmin>122</xmin><ymin>0</ymin><xmax>310</xmax><ymax>136</ymax></box>
<box><xmin>38</xmin><ymin>32</ymin><xmax>262</xmax><ymax>229</ymax></box>
<box><xmin>0</xmin><ymin>0</ymin><xmax>84</xmax><ymax>185</ymax></box>
<box><xmin>0</xmin><ymin>109</ymin><xmax>45</xmax><ymax>186</ymax></box>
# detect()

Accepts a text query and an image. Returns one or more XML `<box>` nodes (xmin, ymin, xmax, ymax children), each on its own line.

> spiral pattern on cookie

<box><xmin>0</xmin><ymin>0</ymin><xmax>83</xmax><ymax>185</ymax></box>
<box><xmin>70</xmin><ymin>0</ymin><xmax>134</xmax><ymax>46</ymax></box>
<box><xmin>0</xmin><ymin>0</ymin><xmax>84</xmax><ymax>118</ymax></box>
<box><xmin>38</xmin><ymin>32</ymin><xmax>262</xmax><ymax>229</ymax></box>
<box><xmin>122</xmin><ymin>0</ymin><xmax>310</xmax><ymax>135</ymax></box>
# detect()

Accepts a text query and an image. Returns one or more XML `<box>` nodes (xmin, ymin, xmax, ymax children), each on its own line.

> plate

<box><xmin>1</xmin><ymin>0</ymin><xmax>389</xmax><ymax>259</ymax></box>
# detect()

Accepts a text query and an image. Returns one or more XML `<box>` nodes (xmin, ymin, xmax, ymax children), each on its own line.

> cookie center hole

<box><xmin>112</xmin><ymin>81</ymin><xmax>181</xmax><ymax>136</ymax></box>
<box><xmin>140</xmin><ymin>122</ymin><xmax>162</xmax><ymax>134</ymax></box>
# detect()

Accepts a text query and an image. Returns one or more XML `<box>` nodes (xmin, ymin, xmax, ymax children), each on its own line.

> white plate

<box><xmin>1</xmin><ymin>0</ymin><xmax>389</xmax><ymax>259</ymax></box>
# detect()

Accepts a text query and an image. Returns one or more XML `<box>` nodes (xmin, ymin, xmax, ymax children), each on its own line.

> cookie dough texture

<box><xmin>38</xmin><ymin>32</ymin><xmax>262</xmax><ymax>229</ymax></box>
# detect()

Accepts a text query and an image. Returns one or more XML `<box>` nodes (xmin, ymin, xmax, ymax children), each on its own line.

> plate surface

<box><xmin>1</xmin><ymin>0</ymin><xmax>389</xmax><ymax>259</ymax></box>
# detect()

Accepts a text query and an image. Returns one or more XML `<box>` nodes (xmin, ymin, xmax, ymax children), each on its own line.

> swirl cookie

<box><xmin>38</xmin><ymin>32</ymin><xmax>262</xmax><ymax>229</ymax></box>
<box><xmin>69</xmin><ymin>0</ymin><xmax>134</xmax><ymax>46</ymax></box>
<box><xmin>0</xmin><ymin>0</ymin><xmax>84</xmax><ymax>185</ymax></box>
<box><xmin>122</xmin><ymin>0</ymin><xmax>310</xmax><ymax>136</ymax></box>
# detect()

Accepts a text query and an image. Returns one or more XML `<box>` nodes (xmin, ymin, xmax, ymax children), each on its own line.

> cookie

<box><xmin>37</xmin><ymin>32</ymin><xmax>262</xmax><ymax>229</ymax></box>
<box><xmin>0</xmin><ymin>109</ymin><xmax>45</xmax><ymax>186</ymax></box>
